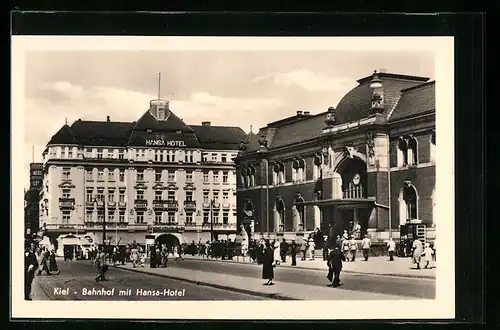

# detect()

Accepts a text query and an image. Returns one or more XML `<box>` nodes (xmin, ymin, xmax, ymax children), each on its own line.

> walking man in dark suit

<box><xmin>327</xmin><ymin>246</ymin><xmax>346</xmax><ymax>287</ymax></box>
<box><xmin>25</xmin><ymin>242</ymin><xmax>39</xmax><ymax>300</ymax></box>
<box><xmin>290</xmin><ymin>240</ymin><xmax>297</xmax><ymax>266</ymax></box>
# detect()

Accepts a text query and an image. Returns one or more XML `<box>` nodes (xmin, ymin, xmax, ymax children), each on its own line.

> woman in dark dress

<box><xmin>262</xmin><ymin>243</ymin><xmax>275</xmax><ymax>285</ymax></box>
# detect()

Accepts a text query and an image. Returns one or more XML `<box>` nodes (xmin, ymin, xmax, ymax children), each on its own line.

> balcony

<box><xmin>202</xmin><ymin>202</ymin><xmax>211</xmax><ymax>209</ymax></box>
<box><xmin>134</xmin><ymin>199</ymin><xmax>148</xmax><ymax>210</ymax></box>
<box><xmin>85</xmin><ymin>201</ymin><xmax>95</xmax><ymax>208</ymax></box>
<box><xmin>107</xmin><ymin>201</ymin><xmax>117</xmax><ymax>208</ymax></box>
<box><xmin>59</xmin><ymin>198</ymin><xmax>75</xmax><ymax>209</ymax></box>
<box><xmin>152</xmin><ymin>199</ymin><xmax>166</xmax><ymax>209</ymax></box>
<box><xmin>222</xmin><ymin>201</ymin><xmax>231</xmax><ymax>209</ymax></box>
<box><xmin>118</xmin><ymin>201</ymin><xmax>127</xmax><ymax>208</ymax></box>
<box><xmin>128</xmin><ymin>223</ymin><xmax>148</xmax><ymax>231</ymax></box>
<box><xmin>201</xmin><ymin>223</ymin><xmax>237</xmax><ymax>230</ymax></box>
<box><xmin>184</xmin><ymin>200</ymin><xmax>197</xmax><ymax>210</ymax></box>
<box><xmin>184</xmin><ymin>223</ymin><xmax>201</xmax><ymax>231</ymax></box>
<box><xmin>151</xmin><ymin>222</ymin><xmax>185</xmax><ymax>232</ymax></box>
<box><xmin>164</xmin><ymin>200</ymin><xmax>179</xmax><ymax>210</ymax></box>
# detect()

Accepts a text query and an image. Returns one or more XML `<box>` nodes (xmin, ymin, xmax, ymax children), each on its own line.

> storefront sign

<box><xmin>145</xmin><ymin>139</ymin><xmax>186</xmax><ymax>147</ymax></box>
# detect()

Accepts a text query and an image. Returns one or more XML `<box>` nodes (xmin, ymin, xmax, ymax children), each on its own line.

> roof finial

<box><xmin>250</xmin><ymin>124</ymin><xmax>253</xmax><ymax>133</ymax></box>
<box><xmin>158</xmin><ymin>72</ymin><xmax>161</xmax><ymax>100</ymax></box>
<box><xmin>65</xmin><ymin>117</ymin><xmax>68</xmax><ymax>125</ymax></box>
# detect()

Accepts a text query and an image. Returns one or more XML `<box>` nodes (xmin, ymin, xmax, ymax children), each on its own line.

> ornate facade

<box><xmin>40</xmin><ymin>98</ymin><xmax>246</xmax><ymax>253</ymax></box>
<box><xmin>235</xmin><ymin>71</ymin><xmax>436</xmax><ymax>245</ymax></box>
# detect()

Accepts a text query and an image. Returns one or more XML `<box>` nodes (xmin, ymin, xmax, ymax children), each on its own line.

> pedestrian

<box><xmin>262</xmin><ymin>242</ymin><xmax>275</xmax><ymax>286</ymax></box>
<box><xmin>361</xmin><ymin>234</ymin><xmax>371</xmax><ymax>261</ymax></box>
<box><xmin>37</xmin><ymin>247</ymin><xmax>51</xmax><ymax>276</ymax></box>
<box><xmin>290</xmin><ymin>240</ymin><xmax>297</xmax><ymax>266</ymax></box>
<box><xmin>25</xmin><ymin>242</ymin><xmax>39</xmax><ymax>300</ymax></box>
<box><xmin>300</xmin><ymin>239</ymin><xmax>307</xmax><ymax>261</ymax></box>
<box><xmin>280</xmin><ymin>239</ymin><xmax>288</xmax><ymax>263</ymax></box>
<box><xmin>412</xmin><ymin>238</ymin><xmax>423</xmax><ymax>269</ymax></box>
<box><xmin>273</xmin><ymin>240</ymin><xmax>281</xmax><ymax>266</ymax></box>
<box><xmin>322</xmin><ymin>236</ymin><xmax>329</xmax><ymax>261</ymax></box>
<box><xmin>161</xmin><ymin>244</ymin><xmax>169</xmax><ymax>267</ymax></box>
<box><xmin>94</xmin><ymin>246</ymin><xmax>108</xmax><ymax>282</ymax></box>
<box><xmin>150</xmin><ymin>244</ymin><xmax>157</xmax><ymax>268</ymax></box>
<box><xmin>423</xmin><ymin>243</ymin><xmax>434</xmax><ymax>269</ymax></box>
<box><xmin>342</xmin><ymin>237</ymin><xmax>350</xmax><ymax>262</ymax></box>
<box><xmin>130</xmin><ymin>246</ymin><xmax>139</xmax><ymax>267</ymax></box>
<box><xmin>349</xmin><ymin>236</ymin><xmax>358</xmax><ymax>262</ymax></box>
<box><xmin>335</xmin><ymin>235</ymin><xmax>342</xmax><ymax>249</ymax></box>
<box><xmin>307</xmin><ymin>236</ymin><xmax>315</xmax><ymax>260</ymax></box>
<box><xmin>48</xmin><ymin>249</ymin><xmax>60</xmax><ymax>275</ymax></box>
<box><xmin>387</xmin><ymin>237</ymin><xmax>396</xmax><ymax>261</ymax></box>
<box><xmin>326</xmin><ymin>245</ymin><xmax>346</xmax><ymax>287</ymax></box>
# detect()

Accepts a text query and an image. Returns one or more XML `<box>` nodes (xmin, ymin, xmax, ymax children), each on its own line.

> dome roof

<box><xmin>334</xmin><ymin>73</ymin><xmax>430</xmax><ymax>125</ymax></box>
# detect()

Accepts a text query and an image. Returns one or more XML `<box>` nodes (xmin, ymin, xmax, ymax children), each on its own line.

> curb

<box><xmin>114</xmin><ymin>265</ymin><xmax>297</xmax><ymax>300</ymax></box>
<box><xmin>181</xmin><ymin>257</ymin><xmax>436</xmax><ymax>280</ymax></box>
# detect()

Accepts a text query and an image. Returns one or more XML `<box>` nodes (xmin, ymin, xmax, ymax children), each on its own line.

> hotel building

<box><xmin>235</xmin><ymin>71</ymin><xmax>436</xmax><ymax>246</ymax></box>
<box><xmin>39</xmin><ymin>98</ymin><xmax>246</xmax><ymax>253</ymax></box>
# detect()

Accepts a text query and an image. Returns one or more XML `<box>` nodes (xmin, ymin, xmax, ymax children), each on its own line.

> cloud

<box><xmin>254</xmin><ymin>69</ymin><xmax>357</xmax><ymax>93</ymax></box>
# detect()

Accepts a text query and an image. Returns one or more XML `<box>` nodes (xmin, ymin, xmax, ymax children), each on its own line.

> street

<box><xmin>31</xmin><ymin>259</ymin><xmax>266</xmax><ymax>300</ymax></box>
<box><xmin>164</xmin><ymin>258</ymin><xmax>435</xmax><ymax>299</ymax></box>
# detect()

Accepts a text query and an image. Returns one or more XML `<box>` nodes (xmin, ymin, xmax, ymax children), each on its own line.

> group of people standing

<box><xmin>24</xmin><ymin>243</ymin><xmax>60</xmax><ymax>300</ymax></box>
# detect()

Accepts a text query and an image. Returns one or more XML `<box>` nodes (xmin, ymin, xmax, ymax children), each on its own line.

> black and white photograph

<box><xmin>12</xmin><ymin>36</ymin><xmax>455</xmax><ymax>320</ymax></box>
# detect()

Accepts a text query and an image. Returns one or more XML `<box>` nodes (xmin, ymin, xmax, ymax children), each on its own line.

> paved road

<box><xmin>31</xmin><ymin>259</ymin><xmax>266</xmax><ymax>300</ymax></box>
<box><xmin>164</xmin><ymin>258</ymin><xmax>435</xmax><ymax>299</ymax></box>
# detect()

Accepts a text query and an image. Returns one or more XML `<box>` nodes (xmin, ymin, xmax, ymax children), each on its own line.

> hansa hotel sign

<box><xmin>145</xmin><ymin>139</ymin><xmax>186</xmax><ymax>147</ymax></box>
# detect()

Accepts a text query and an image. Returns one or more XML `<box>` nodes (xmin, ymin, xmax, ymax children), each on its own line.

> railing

<box><xmin>107</xmin><ymin>201</ymin><xmax>117</xmax><ymax>208</ymax></box>
<box><xmin>151</xmin><ymin>223</ymin><xmax>184</xmax><ymax>231</ymax></box>
<box><xmin>45</xmin><ymin>223</ymin><xmax>84</xmax><ymax>230</ymax></box>
<box><xmin>134</xmin><ymin>199</ymin><xmax>148</xmax><ymax>209</ymax></box>
<box><xmin>164</xmin><ymin>200</ymin><xmax>179</xmax><ymax>209</ymax></box>
<box><xmin>184</xmin><ymin>200</ymin><xmax>197</xmax><ymax>209</ymax></box>
<box><xmin>201</xmin><ymin>223</ymin><xmax>237</xmax><ymax>230</ymax></box>
<box><xmin>342</xmin><ymin>184</ymin><xmax>365</xmax><ymax>199</ymax></box>
<box><xmin>59</xmin><ymin>198</ymin><xmax>75</xmax><ymax>208</ymax></box>
<box><xmin>202</xmin><ymin>202</ymin><xmax>211</xmax><ymax>208</ymax></box>
<box><xmin>222</xmin><ymin>202</ymin><xmax>231</xmax><ymax>209</ymax></box>
<box><xmin>118</xmin><ymin>201</ymin><xmax>127</xmax><ymax>208</ymax></box>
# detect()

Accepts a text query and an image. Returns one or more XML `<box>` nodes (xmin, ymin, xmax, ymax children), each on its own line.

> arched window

<box><xmin>407</xmin><ymin>135</ymin><xmax>418</xmax><ymax>165</ymax></box>
<box><xmin>241</xmin><ymin>168</ymin><xmax>248</xmax><ymax>188</ymax></box>
<box><xmin>274</xmin><ymin>162</ymin><xmax>285</xmax><ymax>184</ymax></box>
<box><xmin>313</xmin><ymin>154</ymin><xmax>322</xmax><ymax>180</ymax></box>
<box><xmin>298</xmin><ymin>158</ymin><xmax>306</xmax><ymax>181</ymax></box>
<box><xmin>398</xmin><ymin>183</ymin><xmax>419</xmax><ymax>225</ymax></box>
<box><xmin>274</xmin><ymin>196</ymin><xmax>285</xmax><ymax>231</ymax></box>
<box><xmin>292</xmin><ymin>159</ymin><xmax>299</xmax><ymax>182</ymax></box>
<box><xmin>397</xmin><ymin>137</ymin><xmax>408</xmax><ymax>166</ymax></box>
<box><xmin>273</xmin><ymin>163</ymin><xmax>280</xmax><ymax>185</ymax></box>
<box><xmin>430</xmin><ymin>130</ymin><xmax>436</xmax><ymax>163</ymax></box>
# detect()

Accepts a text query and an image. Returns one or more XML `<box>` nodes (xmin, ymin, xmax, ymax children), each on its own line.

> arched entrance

<box><xmin>154</xmin><ymin>233</ymin><xmax>187</xmax><ymax>248</ymax></box>
<box><xmin>335</xmin><ymin>156</ymin><xmax>367</xmax><ymax>199</ymax></box>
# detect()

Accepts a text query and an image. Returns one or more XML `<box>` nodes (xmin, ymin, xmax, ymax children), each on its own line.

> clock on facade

<box><xmin>352</xmin><ymin>173</ymin><xmax>361</xmax><ymax>185</ymax></box>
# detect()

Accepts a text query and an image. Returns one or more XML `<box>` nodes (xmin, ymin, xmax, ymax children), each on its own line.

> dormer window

<box><xmin>157</xmin><ymin>107</ymin><xmax>165</xmax><ymax>120</ymax></box>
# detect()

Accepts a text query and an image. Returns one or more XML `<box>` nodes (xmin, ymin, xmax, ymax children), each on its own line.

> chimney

<box><xmin>296</xmin><ymin>110</ymin><xmax>303</xmax><ymax>115</ymax></box>
<box><xmin>202</xmin><ymin>121</ymin><xmax>211</xmax><ymax>126</ymax></box>
<box><xmin>304</xmin><ymin>111</ymin><xmax>310</xmax><ymax>115</ymax></box>
<box><xmin>106</xmin><ymin>116</ymin><xmax>110</xmax><ymax>122</ymax></box>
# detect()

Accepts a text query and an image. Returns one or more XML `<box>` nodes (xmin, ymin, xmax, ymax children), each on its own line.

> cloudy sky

<box><xmin>23</xmin><ymin>49</ymin><xmax>434</xmax><ymax>189</ymax></box>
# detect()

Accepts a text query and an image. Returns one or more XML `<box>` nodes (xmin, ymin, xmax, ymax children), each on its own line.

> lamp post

<box><xmin>93</xmin><ymin>196</ymin><xmax>107</xmax><ymax>247</ymax></box>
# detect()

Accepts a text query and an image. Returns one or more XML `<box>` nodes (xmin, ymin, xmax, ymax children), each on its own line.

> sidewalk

<box><xmin>180</xmin><ymin>255</ymin><xmax>436</xmax><ymax>279</ymax></box>
<box><xmin>115</xmin><ymin>263</ymin><xmax>406</xmax><ymax>300</ymax></box>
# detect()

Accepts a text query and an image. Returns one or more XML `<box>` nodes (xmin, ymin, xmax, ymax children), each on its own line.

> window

<box><xmin>97</xmin><ymin>149</ymin><xmax>103</xmax><ymax>159</ymax></box>
<box><xmin>108</xmin><ymin>169</ymin><xmax>115</xmax><ymax>181</ymax></box>
<box><xmin>203</xmin><ymin>191</ymin><xmax>209</xmax><ymax>204</ymax></box>
<box><xmin>155</xmin><ymin>151</ymin><xmax>163</xmax><ymax>162</ymax></box>
<box><xmin>155</xmin><ymin>170</ymin><xmax>162</xmax><ymax>182</ymax></box>
<box><xmin>407</xmin><ymin>136</ymin><xmax>418</xmax><ymax>165</ymax></box>
<box><xmin>222</xmin><ymin>192</ymin><xmax>229</xmax><ymax>204</ymax></box>
<box><xmin>203</xmin><ymin>211</ymin><xmax>209</xmax><ymax>224</ymax></box>
<box><xmin>186</xmin><ymin>171</ymin><xmax>193</xmax><ymax>182</ymax></box>
<box><xmin>184</xmin><ymin>151</ymin><xmax>189</xmax><ymax>163</ymax></box>
<box><xmin>167</xmin><ymin>190</ymin><xmax>175</xmax><ymax>201</ymax></box>
<box><xmin>155</xmin><ymin>211</ymin><xmax>162</xmax><ymax>224</ymax></box>
<box><xmin>119</xmin><ymin>210</ymin><xmax>125</xmax><ymax>223</ymax></box>
<box><xmin>430</xmin><ymin>131</ymin><xmax>436</xmax><ymax>162</ymax></box>
<box><xmin>60</xmin><ymin>188</ymin><xmax>71</xmax><ymax>199</ymax></box>
<box><xmin>86</xmin><ymin>189</ymin><xmax>93</xmax><ymax>202</ymax></box>
<box><xmin>107</xmin><ymin>150</ymin><xmax>114</xmax><ymax>158</ymax></box>
<box><xmin>62</xmin><ymin>167</ymin><xmax>71</xmax><ymax>180</ymax></box>
<box><xmin>186</xmin><ymin>212</ymin><xmax>193</xmax><ymax>224</ymax></box>
<box><xmin>171</xmin><ymin>151</ymin><xmax>176</xmax><ymax>162</ymax></box>
<box><xmin>202</xmin><ymin>153</ymin><xmax>208</xmax><ymax>162</ymax></box>
<box><xmin>189</xmin><ymin>152</ymin><xmax>193</xmax><ymax>163</ymax></box>
<box><xmin>62</xmin><ymin>211</ymin><xmax>71</xmax><ymax>223</ymax></box>
<box><xmin>203</xmin><ymin>171</ymin><xmax>209</xmax><ymax>183</ymax></box>
<box><xmin>97</xmin><ymin>210</ymin><xmax>104</xmax><ymax>222</ymax></box>
<box><xmin>400</xmin><ymin>183</ymin><xmax>419</xmax><ymax>223</ymax></box>
<box><xmin>397</xmin><ymin>137</ymin><xmax>408</xmax><ymax>167</ymax></box>
<box><xmin>213</xmin><ymin>171</ymin><xmax>220</xmax><ymax>183</ymax></box>
<box><xmin>213</xmin><ymin>191</ymin><xmax>220</xmax><ymax>204</ymax></box>
<box><xmin>184</xmin><ymin>151</ymin><xmax>193</xmax><ymax>163</ymax></box>
<box><xmin>68</xmin><ymin>150</ymin><xmax>73</xmax><ymax>158</ymax></box>
<box><xmin>96</xmin><ymin>188</ymin><xmax>104</xmax><ymax>202</ymax></box>
<box><xmin>141</xmin><ymin>149</ymin><xmax>146</xmax><ymax>160</ymax></box>
<box><xmin>119</xmin><ymin>191</ymin><xmax>125</xmax><ymax>202</ymax></box>
<box><xmin>222</xmin><ymin>171</ymin><xmax>229</xmax><ymax>184</ymax></box>
<box><xmin>119</xmin><ymin>169</ymin><xmax>125</xmax><ymax>182</ymax></box>
<box><xmin>155</xmin><ymin>190</ymin><xmax>163</xmax><ymax>200</ymax></box>
<box><xmin>119</xmin><ymin>149</ymin><xmax>124</xmax><ymax>160</ymax></box>
<box><xmin>167</xmin><ymin>171</ymin><xmax>175</xmax><ymax>182</ymax></box>
<box><xmin>108</xmin><ymin>211</ymin><xmax>115</xmax><ymax>222</ymax></box>
<box><xmin>221</xmin><ymin>154</ymin><xmax>227</xmax><ymax>162</ymax></box>
<box><xmin>186</xmin><ymin>191</ymin><xmax>193</xmax><ymax>202</ymax></box>
<box><xmin>213</xmin><ymin>212</ymin><xmax>219</xmax><ymax>223</ymax></box>
<box><xmin>136</xmin><ymin>211</ymin><xmax>145</xmax><ymax>224</ymax></box>
<box><xmin>108</xmin><ymin>190</ymin><xmax>115</xmax><ymax>202</ymax></box>
<box><xmin>223</xmin><ymin>212</ymin><xmax>229</xmax><ymax>224</ymax></box>
<box><xmin>136</xmin><ymin>190</ymin><xmax>144</xmax><ymax>200</ymax></box>
<box><xmin>50</xmin><ymin>149</ymin><xmax>57</xmax><ymax>158</ymax></box>
<box><xmin>167</xmin><ymin>211</ymin><xmax>176</xmax><ymax>223</ymax></box>
<box><xmin>97</xmin><ymin>169</ymin><xmax>104</xmax><ymax>181</ymax></box>
<box><xmin>137</xmin><ymin>170</ymin><xmax>144</xmax><ymax>181</ymax></box>
<box><xmin>86</xmin><ymin>211</ymin><xmax>93</xmax><ymax>222</ymax></box>
<box><xmin>211</xmin><ymin>153</ymin><xmax>217</xmax><ymax>161</ymax></box>
<box><xmin>313</xmin><ymin>155</ymin><xmax>321</xmax><ymax>180</ymax></box>
<box><xmin>60</xmin><ymin>149</ymin><xmax>66</xmax><ymax>158</ymax></box>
